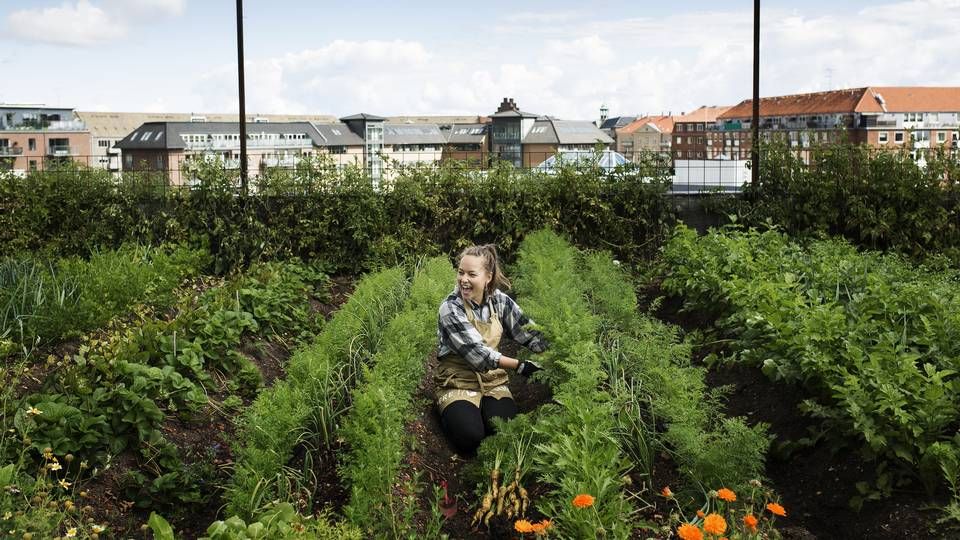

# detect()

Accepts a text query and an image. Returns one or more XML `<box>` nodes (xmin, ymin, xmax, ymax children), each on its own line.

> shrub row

<box><xmin>660</xmin><ymin>225</ymin><xmax>960</xmax><ymax>499</ymax></box>
<box><xmin>725</xmin><ymin>141</ymin><xmax>960</xmax><ymax>260</ymax></box>
<box><xmin>578</xmin><ymin>250</ymin><xmax>769</xmax><ymax>492</ymax></box>
<box><xmin>338</xmin><ymin>257</ymin><xmax>451</xmax><ymax>537</ymax></box>
<box><xmin>226</xmin><ymin>266</ymin><xmax>409</xmax><ymax>518</ymax></box>
<box><xmin>0</xmin><ymin>159</ymin><xmax>674</xmax><ymax>274</ymax></box>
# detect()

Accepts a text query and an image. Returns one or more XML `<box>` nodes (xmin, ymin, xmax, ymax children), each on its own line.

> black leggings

<box><xmin>440</xmin><ymin>397</ymin><xmax>518</xmax><ymax>454</ymax></box>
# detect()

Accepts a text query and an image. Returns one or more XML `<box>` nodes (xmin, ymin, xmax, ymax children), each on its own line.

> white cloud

<box><xmin>546</xmin><ymin>35</ymin><xmax>614</xmax><ymax>66</ymax></box>
<box><xmin>5</xmin><ymin>1</ymin><xmax>125</xmax><ymax>46</ymax></box>
<box><xmin>4</xmin><ymin>0</ymin><xmax>184</xmax><ymax>46</ymax></box>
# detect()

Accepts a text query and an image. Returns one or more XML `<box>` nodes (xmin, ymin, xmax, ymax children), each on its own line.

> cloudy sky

<box><xmin>2</xmin><ymin>0</ymin><xmax>959</xmax><ymax>120</ymax></box>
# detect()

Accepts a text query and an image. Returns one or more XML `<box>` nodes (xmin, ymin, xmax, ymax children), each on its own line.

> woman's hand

<box><xmin>516</xmin><ymin>360</ymin><xmax>543</xmax><ymax>378</ymax></box>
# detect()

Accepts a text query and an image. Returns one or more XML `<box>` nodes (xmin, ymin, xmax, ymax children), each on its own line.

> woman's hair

<box><xmin>459</xmin><ymin>244</ymin><xmax>511</xmax><ymax>295</ymax></box>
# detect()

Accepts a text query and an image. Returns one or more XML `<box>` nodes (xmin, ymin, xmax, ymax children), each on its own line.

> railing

<box><xmin>183</xmin><ymin>139</ymin><xmax>313</xmax><ymax>151</ymax></box>
<box><xmin>0</xmin><ymin>147</ymin><xmax>24</xmax><ymax>156</ymax></box>
<box><xmin>46</xmin><ymin>146</ymin><xmax>77</xmax><ymax>156</ymax></box>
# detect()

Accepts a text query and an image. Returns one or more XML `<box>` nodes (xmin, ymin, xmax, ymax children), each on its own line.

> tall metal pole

<box><xmin>751</xmin><ymin>0</ymin><xmax>760</xmax><ymax>186</ymax></box>
<box><xmin>236</xmin><ymin>0</ymin><xmax>248</xmax><ymax>194</ymax></box>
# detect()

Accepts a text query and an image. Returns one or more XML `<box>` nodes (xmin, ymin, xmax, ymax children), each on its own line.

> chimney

<box><xmin>497</xmin><ymin>97</ymin><xmax>519</xmax><ymax>113</ymax></box>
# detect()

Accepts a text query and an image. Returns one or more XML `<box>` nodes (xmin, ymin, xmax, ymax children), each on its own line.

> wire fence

<box><xmin>0</xmin><ymin>150</ymin><xmax>757</xmax><ymax>195</ymax></box>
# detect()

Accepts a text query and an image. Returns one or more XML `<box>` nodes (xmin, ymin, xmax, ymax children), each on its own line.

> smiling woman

<box><xmin>435</xmin><ymin>244</ymin><xmax>549</xmax><ymax>454</ymax></box>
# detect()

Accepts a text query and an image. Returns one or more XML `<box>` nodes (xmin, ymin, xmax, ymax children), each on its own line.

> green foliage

<box><xmin>0</xmin><ymin>159</ymin><xmax>674</xmax><ymax>274</ymax></box>
<box><xmin>661</xmin><ymin>225</ymin><xmax>960</xmax><ymax>493</ymax></box>
<box><xmin>202</xmin><ymin>504</ymin><xmax>362</xmax><ymax>540</ymax></box>
<box><xmin>729</xmin><ymin>141</ymin><xmax>960</xmax><ymax>260</ymax></box>
<box><xmin>227</xmin><ymin>266</ymin><xmax>410</xmax><ymax>519</ymax></box>
<box><xmin>0</xmin><ymin>244</ymin><xmax>205</xmax><ymax>356</ymax></box>
<box><xmin>339</xmin><ymin>257</ymin><xmax>451</xmax><ymax>538</ymax></box>
<box><xmin>488</xmin><ymin>230</ymin><xmax>634</xmax><ymax>539</ymax></box>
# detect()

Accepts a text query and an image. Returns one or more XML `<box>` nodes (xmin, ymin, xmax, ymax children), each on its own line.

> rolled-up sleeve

<box><xmin>497</xmin><ymin>292</ymin><xmax>549</xmax><ymax>353</ymax></box>
<box><xmin>438</xmin><ymin>299</ymin><xmax>502</xmax><ymax>371</ymax></box>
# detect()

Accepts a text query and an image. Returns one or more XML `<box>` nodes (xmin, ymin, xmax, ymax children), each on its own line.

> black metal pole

<box><xmin>752</xmin><ymin>0</ymin><xmax>760</xmax><ymax>186</ymax></box>
<box><xmin>236</xmin><ymin>0</ymin><xmax>248</xmax><ymax>194</ymax></box>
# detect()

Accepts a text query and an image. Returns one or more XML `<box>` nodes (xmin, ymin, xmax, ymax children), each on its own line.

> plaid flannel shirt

<box><xmin>437</xmin><ymin>287</ymin><xmax>548</xmax><ymax>372</ymax></box>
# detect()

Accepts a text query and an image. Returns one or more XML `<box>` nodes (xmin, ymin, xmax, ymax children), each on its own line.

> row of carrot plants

<box><xmin>578</xmin><ymin>249</ymin><xmax>781</xmax><ymax>537</ymax></box>
<box><xmin>660</xmin><ymin>225</ymin><xmax>960</xmax><ymax>518</ymax></box>
<box><xmin>475</xmin><ymin>229</ymin><xmax>635</xmax><ymax>538</ymax></box>
<box><xmin>2</xmin><ymin>256</ymin><xmax>328</xmax><ymax>538</ymax></box>
<box><xmin>226</xmin><ymin>266</ymin><xmax>409</xmax><ymax>519</ymax></box>
<box><xmin>338</xmin><ymin>257</ymin><xmax>452</xmax><ymax>538</ymax></box>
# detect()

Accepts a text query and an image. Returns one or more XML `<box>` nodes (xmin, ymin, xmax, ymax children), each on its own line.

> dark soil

<box><xmin>401</xmin><ymin>340</ymin><xmax>554</xmax><ymax>540</ymax></box>
<box><xmin>651</xmin><ymin>285</ymin><xmax>953</xmax><ymax>540</ymax></box>
<box><xmin>63</xmin><ymin>275</ymin><xmax>355</xmax><ymax>539</ymax></box>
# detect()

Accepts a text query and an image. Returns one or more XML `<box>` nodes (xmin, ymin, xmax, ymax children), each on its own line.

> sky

<box><xmin>2</xmin><ymin>0</ymin><xmax>960</xmax><ymax>121</ymax></box>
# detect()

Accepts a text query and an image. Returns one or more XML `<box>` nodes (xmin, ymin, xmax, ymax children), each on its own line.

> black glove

<box><xmin>528</xmin><ymin>332</ymin><xmax>550</xmax><ymax>353</ymax></box>
<box><xmin>516</xmin><ymin>360</ymin><xmax>543</xmax><ymax>378</ymax></box>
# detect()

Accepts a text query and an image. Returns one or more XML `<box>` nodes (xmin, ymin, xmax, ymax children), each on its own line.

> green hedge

<box><xmin>728</xmin><ymin>141</ymin><xmax>960</xmax><ymax>260</ymax></box>
<box><xmin>0</xmin><ymin>159</ymin><xmax>673</xmax><ymax>274</ymax></box>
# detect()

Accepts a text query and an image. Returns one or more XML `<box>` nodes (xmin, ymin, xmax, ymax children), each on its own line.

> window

<box><xmin>28</xmin><ymin>138</ymin><xmax>36</xmax><ymax>151</ymax></box>
<box><xmin>878</xmin><ymin>132</ymin><xmax>888</xmax><ymax>144</ymax></box>
<box><xmin>29</xmin><ymin>160</ymin><xmax>37</xmax><ymax>171</ymax></box>
<box><xmin>675</xmin><ymin>136</ymin><xmax>681</xmax><ymax>144</ymax></box>
<box><xmin>894</xmin><ymin>132</ymin><xmax>904</xmax><ymax>143</ymax></box>
<box><xmin>937</xmin><ymin>132</ymin><xmax>946</xmax><ymax>143</ymax></box>
<box><xmin>98</xmin><ymin>140</ymin><xmax>110</xmax><ymax>148</ymax></box>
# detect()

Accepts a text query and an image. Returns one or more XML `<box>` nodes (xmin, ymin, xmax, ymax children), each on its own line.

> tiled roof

<box><xmin>444</xmin><ymin>124</ymin><xmax>487</xmax><ymax>144</ymax></box>
<box><xmin>719</xmin><ymin>87</ymin><xmax>960</xmax><ymax>119</ymax></box>
<box><xmin>115</xmin><ymin>121</ymin><xmax>329</xmax><ymax>150</ymax></box>
<box><xmin>676</xmin><ymin>105</ymin><xmax>733</xmax><ymax>123</ymax></box>
<box><xmin>857</xmin><ymin>87</ymin><xmax>960</xmax><ymax>113</ymax></box>
<box><xmin>551</xmin><ymin>120</ymin><xmax>613</xmax><ymax>145</ymax></box>
<box><xmin>76</xmin><ymin>111</ymin><xmax>337</xmax><ymax>138</ymax></box>
<box><xmin>618</xmin><ymin>115</ymin><xmax>678</xmax><ymax>135</ymax></box>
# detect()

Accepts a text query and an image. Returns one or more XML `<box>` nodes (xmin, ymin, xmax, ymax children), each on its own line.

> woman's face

<box><xmin>457</xmin><ymin>255</ymin><xmax>492</xmax><ymax>305</ymax></box>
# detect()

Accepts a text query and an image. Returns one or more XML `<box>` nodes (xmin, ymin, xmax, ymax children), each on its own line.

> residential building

<box><xmin>713</xmin><ymin>87</ymin><xmax>960</xmax><ymax>162</ymax></box>
<box><xmin>487</xmin><ymin>98</ymin><xmax>613</xmax><ymax>167</ymax></box>
<box><xmin>616</xmin><ymin>115</ymin><xmax>677</xmax><ymax>161</ymax></box>
<box><xmin>77</xmin><ymin>111</ymin><xmax>338</xmax><ymax>172</ymax></box>
<box><xmin>442</xmin><ymin>123</ymin><xmax>488</xmax><ymax>165</ymax></box>
<box><xmin>599</xmin><ymin>115</ymin><xmax>637</xmax><ymax>149</ymax></box>
<box><xmin>115</xmin><ymin>121</ymin><xmax>355</xmax><ymax>186</ymax></box>
<box><xmin>0</xmin><ymin>104</ymin><xmax>90</xmax><ymax>174</ymax></box>
<box><xmin>671</xmin><ymin>105</ymin><xmax>732</xmax><ymax>162</ymax></box>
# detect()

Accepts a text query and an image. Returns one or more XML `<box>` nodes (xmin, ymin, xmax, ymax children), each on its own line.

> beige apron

<box><xmin>435</xmin><ymin>300</ymin><xmax>512</xmax><ymax>413</ymax></box>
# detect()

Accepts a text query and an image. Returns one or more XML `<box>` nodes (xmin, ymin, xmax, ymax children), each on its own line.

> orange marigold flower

<box><xmin>677</xmin><ymin>523</ymin><xmax>703</xmax><ymax>540</ymax></box>
<box><xmin>716</xmin><ymin>487</ymin><xmax>737</xmax><ymax>502</ymax></box>
<box><xmin>661</xmin><ymin>486</ymin><xmax>674</xmax><ymax>498</ymax></box>
<box><xmin>515</xmin><ymin>519</ymin><xmax>534</xmax><ymax>533</ymax></box>
<box><xmin>572</xmin><ymin>493</ymin><xmax>595</xmax><ymax>509</ymax></box>
<box><xmin>766</xmin><ymin>502</ymin><xmax>787</xmax><ymax>517</ymax></box>
<box><xmin>696</xmin><ymin>509</ymin><xmax>705</xmax><ymax>518</ymax></box>
<box><xmin>530</xmin><ymin>519</ymin><xmax>552</xmax><ymax>535</ymax></box>
<box><xmin>702</xmin><ymin>513</ymin><xmax>727</xmax><ymax>535</ymax></box>
<box><xmin>743</xmin><ymin>514</ymin><xmax>759</xmax><ymax>532</ymax></box>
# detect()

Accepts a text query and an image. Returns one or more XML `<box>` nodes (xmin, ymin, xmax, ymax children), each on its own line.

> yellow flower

<box><xmin>716</xmin><ymin>487</ymin><xmax>736</xmax><ymax>502</ymax></box>
<box><xmin>58</xmin><ymin>479</ymin><xmax>71</xmax><ymax>489</ymax></box>
<box><xmin>64</xmin><ymin>500</ymin><xmax>75</xmax><ymax>511</ymax></box>
<box><xmin>65</xmin><ymin>528</ymin><xmax>77</xmax><ymax>538</ymax></box>
<box><xmin>48</xmin><ymin>462</ymin><xmax>62</xmax><ymax>471</ymax></box>
<box><xmin>26</xmin><ymin>406</ymin><xmax>42</xmax><ymax>416</ymax></box>
<box><xmin>572</xmin><ymin>493</ymin><xmax>595</xmax><ymax>508</ymax></box>
<box><xmin>91</xmin><ymin>525</ymin><xmax>106</xmax><ymax>533</ymax></box>
<box><xmin>702</xmin><ymin>513</ymin><xmax>727</xmax><ymax>535</ymax></box>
